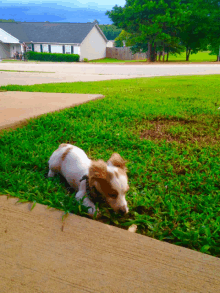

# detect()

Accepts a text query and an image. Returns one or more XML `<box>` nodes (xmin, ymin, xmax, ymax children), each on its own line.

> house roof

<box><xmin>0</xmin><ymin>22</ymin><xmax>107</xmax><ymax>44</ymax></box>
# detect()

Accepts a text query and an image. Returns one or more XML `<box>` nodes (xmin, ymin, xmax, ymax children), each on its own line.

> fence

<box><xmin>106</xmin><ymin>47</ymin><xmax>147</xmax><ymax>60</ymax></box>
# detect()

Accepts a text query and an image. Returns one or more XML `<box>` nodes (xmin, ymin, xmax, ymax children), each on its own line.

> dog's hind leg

<box><xmin>48</xmin><ymin>150</ymin><xmax>62</xmax><ymax>177</ymax></box>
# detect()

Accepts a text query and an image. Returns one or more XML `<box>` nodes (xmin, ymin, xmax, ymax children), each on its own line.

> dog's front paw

<box><xmin>88</xmin><ymin>207</ymin><xmax>101</xmax><ymax>218</ymax></box>
<box><xmin>48</xmin><ymin>170</ymin><xmax>55</xmax><ymax>177</ymax></box>
<box><xmin>88</xmin><ymin>207</ymin><xmax>95</xmax><ymax>216</ymax></box>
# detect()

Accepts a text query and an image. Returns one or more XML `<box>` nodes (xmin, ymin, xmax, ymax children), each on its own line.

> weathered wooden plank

<box><xmin>106</xmin><ymin>47</ymin><xmax>146</xmax><ymax>60</ymax></box>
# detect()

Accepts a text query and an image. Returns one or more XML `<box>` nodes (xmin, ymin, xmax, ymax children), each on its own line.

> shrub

<box><xmin>83</xmin><ymin>58</ymin><xmax>89</xmax><ymax>62</ymax></box>
<box><xmin>26</xmin><ymin>51</ymin><xmax>79</xmax><ymax>62</ymax></box>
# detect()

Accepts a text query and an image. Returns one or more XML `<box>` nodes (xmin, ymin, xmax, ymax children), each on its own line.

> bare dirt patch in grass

<box><xmin>140</xmin><ymin>117</ymin><xmax>219</xmax><ymax>145</ymax></box>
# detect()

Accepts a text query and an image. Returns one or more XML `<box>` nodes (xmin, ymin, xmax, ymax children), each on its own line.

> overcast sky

<box><xmin>0</xmin><ymin>0</ymin><xmax>126</xmax><ymax>23</ymax></box>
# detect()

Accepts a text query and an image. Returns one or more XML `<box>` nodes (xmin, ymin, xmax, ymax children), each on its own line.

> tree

<box><xmin>207</xmin><ymin>0</ymin><xmax>220</xmax><ymax>61</ymax></box>
<box><xmin>114</xmin><ymin>39</ymin><xmax>123</xmax><ymax>47</ymax></box>
<box><xmin>99</xmin><ymin>24</ymin><xmax>122</xmax><ymax>40</ymax></box>
<box><xmin>106</xmin><ymin>0</ymin><xmax>190</xmax><ymax>61</ymax></box>
<box><xmin>0</xmin><ymin>19</ymin><xmax>15</xmax><ymax>22</ymax></box>
<box><xmin>177</xmin><ymin>0</ymin><xmax>218</xmax><ymax>61</ymax></box>
<box><xmin>115</xmin><ymin>30</ymin><xmax>135</xmax><ymax>47</ymax></box>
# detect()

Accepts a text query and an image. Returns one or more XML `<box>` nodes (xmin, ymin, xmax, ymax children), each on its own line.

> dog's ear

<box><xmin>108</xmin><ymin>153</ymin><xmax>127</xmax><ymax>172</ymax></box>
<box><xmin>89</xmin><ymin>160</ymin><xmax>108</xmax><ymax>186</ymax></box>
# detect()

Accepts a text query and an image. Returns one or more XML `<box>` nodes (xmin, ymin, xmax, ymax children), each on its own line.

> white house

<box><xmin>106</xmin><ymin>40</ymin><xmax>115</xmax><ymax>48</ymax></box>
<box><xmin>0</xmin><ymin>22</ymin><xmax>107</xmax><ymax>61</ymax></box>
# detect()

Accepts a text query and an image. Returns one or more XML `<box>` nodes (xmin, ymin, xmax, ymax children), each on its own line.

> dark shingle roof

<box><xmin>0</xmin><ymin>22</ymin><xmax>106</xmax><ymax>44</ymax></box>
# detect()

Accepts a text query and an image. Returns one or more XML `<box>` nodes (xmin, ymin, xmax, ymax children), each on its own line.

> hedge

<box><xmin>25</xmin><ymin>51</ymin><xmax>80</xmax><ymax>62</ymax></box>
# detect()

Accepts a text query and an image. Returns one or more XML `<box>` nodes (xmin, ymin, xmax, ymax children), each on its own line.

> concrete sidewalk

<box><xmin>1</xmin><ymin>195</ymin><xmax>220</xmax><ymax>293</ymax></box>
<box><xmin>0</xmin><ymin>91</ymin><xmax>103</xmax><ymax>130</ymax></box>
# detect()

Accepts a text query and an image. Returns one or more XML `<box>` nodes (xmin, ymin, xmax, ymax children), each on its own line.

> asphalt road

<box><xmin>0</xmin><ymin>61</ymin><xmax>220</xmax><ymax>86</ymax></box>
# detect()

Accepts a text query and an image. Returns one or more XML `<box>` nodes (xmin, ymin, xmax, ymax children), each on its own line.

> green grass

<box><xmin>0</xmin><ymin>69</ymin><xmax>55</xmax><ymax>73</ymax></box>
<box><xmin>90</xmin><ymin>51</ymin><xmax>217</xmax><ymax>63</ymax></box>
<box><xmin>0</xmin><ymin>75</ymin><xmax>220</xmax><ymax>257</ymax></box>
<box><xmin>1</xmin><ymin>59</ymin><xmax>61</xmax><ymax>63</ymax></box>
<box><xmin>1</xmin><ymin>59</ymin><xmax>22</xmax><ymax>62</ymax></box>
<box><xmin>1</xmin><ymin>59</ymin><xmax>38</xmax><ymax>63</ymax></box>
<box><xmin>168</xmin><ymin>51</ymin><xmax>217</xmax><ymax>62</ymax></box>
<box><xmin>89</xmin><ymin>58</ymin><xmax>146</xmax><ymax>63</ymax></box>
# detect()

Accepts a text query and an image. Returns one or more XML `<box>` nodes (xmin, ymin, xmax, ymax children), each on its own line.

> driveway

<box><xmin>0</xmin><ymin>62</ymin><xmax>220</xmax><ymax>86</ymax></box>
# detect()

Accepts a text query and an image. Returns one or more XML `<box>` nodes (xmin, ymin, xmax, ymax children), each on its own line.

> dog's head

<box><xmin>89</xmin><ymin>153</ymin><xmax>129</xmax><ymax>214</ymax></box>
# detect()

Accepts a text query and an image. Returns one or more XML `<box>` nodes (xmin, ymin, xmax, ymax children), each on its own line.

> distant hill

<box><xmin>0</xmin><ymin>19</ymin><xmax>15</xmax><ymax>22</ymax></box>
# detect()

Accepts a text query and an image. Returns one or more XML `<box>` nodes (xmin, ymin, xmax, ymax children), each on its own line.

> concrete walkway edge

<box><xmin>0</xmin><ymin>91</ymin><xmax>104</xmax><ymax>130</ymax></box>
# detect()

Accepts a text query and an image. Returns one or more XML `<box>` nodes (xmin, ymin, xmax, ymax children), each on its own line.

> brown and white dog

<box><xmin>48</xmin><ymin>143</ymin><xmax>129</xmax><ymax>215</ymax></box>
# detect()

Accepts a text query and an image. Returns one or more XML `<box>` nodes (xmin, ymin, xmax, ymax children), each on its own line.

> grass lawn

<box><xmin>0</xmin><ymin>69</ymin><xmax>55</xmax><ymax>73</ymax></box>
<box><xmin>0</xmin><ymin>75</ymin><xmax>220</xmax><ymax>257</ymax></box>
<box><xmin>168</xmin><ymin>51</ymin><xmax>217</xmax><ymax>62</ymax></box>
<box><xmin>1</xmin><ymin>59</ymin><xmax>22</xmax><ymax>62</ymax></box>
<box><xmin>90</xmin><ymin>51</ymin><xmax>217</xmax><ymax>63</ymax></box>
<box><xmin>89</xmin><ymin>58</ymin><xmax>146</xmax><ymax>63</ymax></box>
<box><xmin>1</xmin><ymin>59</ymin><xmax>39</xmax><ymax>63</ymax></box>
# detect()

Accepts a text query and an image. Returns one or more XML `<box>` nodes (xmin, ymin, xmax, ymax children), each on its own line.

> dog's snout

<box><xmin>119</xmin><ymin>206</ymin><xmax>128</xmax><ymax>215</ymax></box>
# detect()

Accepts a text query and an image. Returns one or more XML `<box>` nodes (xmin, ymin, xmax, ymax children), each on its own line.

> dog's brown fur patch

<box><xmin>71</xmin><ymin>178</ymin><xmax>77</xmax><ymax>189</ymax></box>
<box><xmin>51</xmin><ymin>165</ymin><xmax>61</xmax><ymax>172</ymax></box>
<box><xmin>59</xmin><ymin>143</ymin><xmax>68</xmax><ymax>148</ymax></box>
<box><xmin>89</xmin><ymin>160</ymin><xmax>122</xmax><ymax>210</ymax></box>
<box><xmin>61</xmin><ymin>147</ymin><xmax>72</xmax><ymax>161</ymax></box>
<box><xmin>88</xmin><ymin>159</ymin><xmax>128</xmax><ymax>213</ymax></box>
<box><xmin>117</xmin><ymin>167</ymin><xmax>128</xmax><ymax>177</ymax></box>
<box><xmin>108</xmin><ymin>153</ymin><xmax>127</xmax><ymax>172</ymax></box>
<box><xmin>89</xmin><ymin>160</ymin><xmax>108</xmax><ymax>186</ymax></box>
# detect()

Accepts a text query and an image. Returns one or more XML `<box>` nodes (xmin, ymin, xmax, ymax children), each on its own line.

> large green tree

<box><xmin>114</xmin><ymin>30</ymin><xmax>135</xmax><ymax>47</ymax></box>
<box><xmin>207</xmin><ymin>0</ymin><xmax>220</xmax><ymax>60</ymax></box>
<box><xmin>178</xmin><ymin>0</ymin><xmax>219</xmax><ymax>61</ymax></box>
<box><xmin>99</xmin><ymin>24</ymin><xmax>122</xmax><ymax>40</ymax></box>
<box><xmin>106</xmin><ymin>0</ymin><xmax>190</xmax><ymax>61</ymax></box>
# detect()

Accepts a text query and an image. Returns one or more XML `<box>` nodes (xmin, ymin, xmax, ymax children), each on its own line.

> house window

<box><xmin>28</xmin><ymin>44</ymin><xmax>32</xmax><ymax>50</ymax></box>
<box><xmin>34</xmin><ymin>44</ymin><xmax>41</xmax><ymax>52</ymax></box>
<box><xmin>74</xmin><ymin>46</ymin><xmax>80</xmax><ymax>55</ymax></box>
<box><xmin>43</xmin><ymin>44</ymin><xmax>49</xmax><ymax>53</ymax></box>
<box><xmin>51</xmin><ymin>45</ymin><xmax>62</xmax><ymax>53</ymax></box>
<box><xmin>65</xmin><ymin>45</ymin><xmax>71</xmax><ymax>54</ymax></box>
